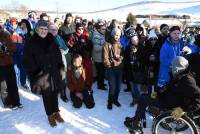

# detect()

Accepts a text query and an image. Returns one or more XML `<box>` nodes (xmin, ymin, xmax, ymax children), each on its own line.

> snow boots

<box><xmin>54</xmin><ymin>112</ymin><xmax>64</xmax><ymax>123</ymax></box>
<box><xmin>124</xmin><ymin>117</ymin><xmax>143</xmax><ymax>134</ymax></box>
<box><xmin>48</xmin><ymin>115</ymin><xmax>57</xmax><ymax>127</ymax></box>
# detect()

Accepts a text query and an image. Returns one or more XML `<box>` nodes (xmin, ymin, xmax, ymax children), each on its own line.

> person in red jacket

<box><xmin>67</xmin><ymin>54</ymin><xmax>95</xmax><ymax>109</ymax></box>
<box><xmin>0</xmin><ymin>25</ymin><xmax>22</xmax><ymax>109</ymax></box>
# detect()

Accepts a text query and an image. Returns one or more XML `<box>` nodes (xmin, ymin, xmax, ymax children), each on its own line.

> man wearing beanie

<box><xmin>157</xmin><ymin>25</ymin><xmax>199</xmax><ymax>92</ymax></box>
<box><xmin>92</xmin><ymin>20</ymin><xmax>107</xmax><ymax>90</ymax></box>
<box><xmin>157</xmin><ymin>24</ymin><xmax>169</xmax><ymax>52</ymax></box>
<box><xmin>59</xmin><ymin>12</ymin><xmax>75</xmax><ymax>39</ymax></box>
<box><xmin>124</xmin><ymin>56</ymin><xmax>200</xmax><ymax>132</ymax></box>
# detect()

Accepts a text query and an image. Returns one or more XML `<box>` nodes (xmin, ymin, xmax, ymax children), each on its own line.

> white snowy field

<box><xmin>0</xmin><ymin>82</ymin><xmax>154</xmax><ymax>134</ymax></box>
<box><xmin>0</xmin><ymin>82</ymin><xmax>195</xmax><ymax>134</ymax></box>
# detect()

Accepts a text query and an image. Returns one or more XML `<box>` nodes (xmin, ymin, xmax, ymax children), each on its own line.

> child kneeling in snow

<box><xmin>67</xmin><ymin>54</ymin><xmax>95</xmax><ymax>109</ymax></box>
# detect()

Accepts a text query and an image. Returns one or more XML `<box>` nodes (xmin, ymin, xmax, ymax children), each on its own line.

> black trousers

<box><xmin>0</xmin><ymin>65</ymin><xmax>20</xmax><ymax>106</ymax></box>
<box><xmin>59</xmin><ymin>79</ymin><xmax>67</xmax><ymax>98</ymax></box>
<box><xmin>41</xmin><ymin>87</ymin><xmax>59</xmax><ymax>116</ymax></box>
<box><xmin>70</xmin><ymin>90</ymin><xmax>95</xmax><ymax>109</ymax></box>
<box><xmin>95</xmin><ymin>62</ymin><xmax>105</xmax><ymax>88</ymax></box>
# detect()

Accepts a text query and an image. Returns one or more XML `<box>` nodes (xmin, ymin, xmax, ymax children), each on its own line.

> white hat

<box><xmin>172</xmin><ymin>56</ymin><xmax>189</xmax><ymax>76</ymax></box>
<box><xmin>148</xmin><ymin>30</ymin><xmax>158</xmax><ymax>40</ymax></box>
<box><xmin>111</xmin><ymin>28</ymin><xmax>121</xmax><ymax>37</ymax></box>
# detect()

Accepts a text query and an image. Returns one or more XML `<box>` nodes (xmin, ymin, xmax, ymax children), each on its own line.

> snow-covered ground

<box><xmin>0</xmin><ymin>82</ymin><xmax>154</xmax><ymax>134</ymax></box>
<box><xmin>0</xmin><ymin>82</ymin><xmax>195</xmax><ymax>134</ymax></box>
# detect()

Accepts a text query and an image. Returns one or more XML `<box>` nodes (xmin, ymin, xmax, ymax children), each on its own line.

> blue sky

<box><xmin>0</xmin><ymin>0</ymin><xmax>199</xmax><ymax>12</ymax></box>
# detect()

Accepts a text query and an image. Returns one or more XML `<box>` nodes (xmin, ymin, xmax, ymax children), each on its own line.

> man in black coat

<box><xmin>159</xmin><ymin>56</ymin><xmax>200</xmax><ymax>112</ymax></box>
<box><xmin>23</xmin><ymin>20</ymin><xmax>65</xmax><ymax>127</ymax></box>
<box><xmin>124</xmin><ymin>56</ymin><xmax>200</xmax><ymax>133</ymax></box>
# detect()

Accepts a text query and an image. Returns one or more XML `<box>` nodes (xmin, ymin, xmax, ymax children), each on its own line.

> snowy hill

<box><xmin>76</xmin><ymin>1</ymin><xmax>200</xmax><ymax>21</ymax></box>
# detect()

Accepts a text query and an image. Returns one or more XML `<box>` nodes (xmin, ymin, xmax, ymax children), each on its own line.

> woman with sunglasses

<box><xmin>144</xmin><ymin>30</ymin><xmax>160</xmax><ymax>94</ymax></box>
<box><xmin>67</xmin><ymin>54</ymin><xmax>95</xmax><ymax>109</ymax></box>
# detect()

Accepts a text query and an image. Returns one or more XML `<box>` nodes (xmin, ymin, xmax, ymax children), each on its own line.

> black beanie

<box><xmin>170</xmin><ymin>26</ymin><xmax>180</xmax><ymax>33</ymax></box>
<box><xmin>65</xmin><ymin>13</ymin><xmax>72</xmax><ymax>18</ymax></box>
<box><xmin>160</xmin><ymin>24</ymin><xmax>169</xmax><ymax>31</ymax></box>
<box><xmin>76</xmin><ymin>23</ymin><xmax>84</xmax><ymax>31</ymax></box>
<box><xmin>36</xmin><ymin>20</ymin><xmax>48</xmax><ymax>28</ymax></box>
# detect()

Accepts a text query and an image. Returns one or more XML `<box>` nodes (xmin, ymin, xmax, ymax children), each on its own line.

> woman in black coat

<box><xmin>124</xmin><ymin>35</ymin><xmax>147</xmax><ymax>106</ymax></box>
<box><xmin>23</xmin><ymin>20</ymin><xmax>65</xmax><ymax>127</ymax></box>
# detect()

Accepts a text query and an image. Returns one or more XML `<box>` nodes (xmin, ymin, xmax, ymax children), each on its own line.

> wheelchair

<box><xmin>149</xmin><ymin>106</ymin><xmax>200</xmax><ymax>134</ymax></box>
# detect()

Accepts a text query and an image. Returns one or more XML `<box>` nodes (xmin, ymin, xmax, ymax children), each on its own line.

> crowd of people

<box><xmin>0</xmin><ymin>11</ymin><xmax>200</xmax><ymax>132</ymax></box>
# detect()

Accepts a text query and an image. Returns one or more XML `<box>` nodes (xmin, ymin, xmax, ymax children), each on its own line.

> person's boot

<box><xmin>125</xmin><ymin>116</ymin><xmax>134</xmax><ymax>122</ymax></box>
<box><xmin>113</xmin><ymin>101</ymin><xmax>121</xmax><ymax>107</ymax></box>
<box><xmin>61</xmin><ymin>96</ymin><xmax>68</xmax><ymax>103</ymax></box>
<box><xmin>98</xmin><ymin>86</ymin><xmax>107</xmax><ymax>90</ymax></box>
<box><xmin>54</xmin><ymin>112</ymin><xmax>64</xmax><ymax>123</ymax></box>
<box><xmin>107</xmin><ymin>100</ymin><xmax>112</xmax><ymax>110</ymax></box>
<box><xmin>48</xmin><ymin>114</ymin><xmax>57</xmax><ymax>127</ymax></box>
<box><xmin>124</xmin><ymin>88</ymin><xmax>131</xmax><ymax>92</ymax></box>
<box><xmin>124</xmin><ymin>117</ymin><xmax>143</xmax><ymax>133</ymax></box>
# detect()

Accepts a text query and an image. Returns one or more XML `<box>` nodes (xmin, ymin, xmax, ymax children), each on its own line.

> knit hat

<box><xmin>171</xmin><ymin>56</ymin><xmax>189</xmax><ymax>76</ymax></box>
<box><xmin>35</xmin><ymin>20</ymin><xmax>48</xmax><ymax>31</ymax></box>
<box><xmin>148</xmin><ymin>30</ymin><xmax>158</xmax><ymax>40</ymax></box>
<box><xmin>136</xmin><ymin>24</ymin><xmax>143</xmax><ymax>32</ymax></box>
<box><xmin>160</xmin><ymin>24</ymin><xmax>169</xmax><ymax>31</ymax></box>
<box><xmin>36</xmin><ymin>20</ymin><xmax>48</xmax><ymax>27</ymax></box>
<box><xmin>40</xmin><ymin>13</ymin><xmax>48</xmax><ymax>19</ymax></box>
<box><xmin>170</xmin><ymin>26</ymin><xmax>180</xmax><ymax>33</ymax></box>
<box><xmin>65</xmin><ymin>13</ymin><xmax>72</xmax><ymax>18</ymax></box>
<box><xmin>111</xmin><ymin>28</ymin><xmax>121</xmax><ymax>37</ymax></box>
<box><xmin>10</xmin><ymin>17</ymin><xmax>17</xmax><ymax>23</ymax></box>
<box><xmin>76</xmin><ymin>23</ymin><xmax>84</xmax><ymax>31</ymax></box>
<box><xmin>96</xmin><ymin>19</ymin><xmax>105</xmax><ymax>29</ymax></box>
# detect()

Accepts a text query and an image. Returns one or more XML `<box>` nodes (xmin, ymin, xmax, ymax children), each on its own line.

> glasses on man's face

<box><xmin>150</xmin><ymin>38</ymin><xmax>157</xmax><ymax>41</ymax></box>
<box><xmin>162</xmin><ymin>28</ymin><xmax>169</xmax><ymax>30</ymax></box>
<box><xmin>50</xmin><ymin>29</ymin><xmax>58</xmax><ymax>32</ymax></box>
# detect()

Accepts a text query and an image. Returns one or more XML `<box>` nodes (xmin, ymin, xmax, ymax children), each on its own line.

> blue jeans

<box><xmin>107</xmin><ymin>67</ymin><xmax>122</xmax><ymax>103</ymax></box>
<box><xmin>130</xmin><ymin>82</ymin><xmax>141</xmax><ymax>101</ymax></box>
<box><xmin>14</xmin><ymin>54</ymin><xmax>28</xmax><ymax>87</ymax></box>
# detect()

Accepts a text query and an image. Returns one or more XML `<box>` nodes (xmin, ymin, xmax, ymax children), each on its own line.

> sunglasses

<box><xmin>150</xmin><ymin>38</ymin><xmax>157</xmax><ymax>41</ymax></box>
<box><xmin>77</xmin><ymin>28</ymin><xmax>84</xmax><ymax>31</ymax></box>
<box><xmin>101</xmin><ymin>28</ymin><xmax>106</xmax><ymax>31</ymax></box>
<box><xmin>75</xmin><ymin>65</ymin><xmax>82</xmax><ymax>69</ymax></box>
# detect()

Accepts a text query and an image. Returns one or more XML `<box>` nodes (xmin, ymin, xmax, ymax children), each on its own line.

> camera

<box><xmin>0</xmin><ymin>42</ymin><xmax>7</xmax><ymax>53</ymax></box>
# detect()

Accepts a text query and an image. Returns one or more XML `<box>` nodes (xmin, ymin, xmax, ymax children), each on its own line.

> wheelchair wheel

<box><xmin>152</xmin><ymin>111</ymin><xmax>199</xmax><ymax>134</ymax></box>
<box><xmin>160</xmin><ymin>117</ymin><xmax>188</xmax><ymax>132</ymax></box>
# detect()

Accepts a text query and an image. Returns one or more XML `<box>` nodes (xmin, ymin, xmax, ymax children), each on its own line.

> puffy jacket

<box><xmin>0</xmin><ymin>31</ymin><xmax>16</xmax><ymax>66</ymax></box>
<box><xmin>92</xmin><ymin>30</ymin><xmax>105</xmax><ymax>62</ymax></box>
<box><xmin>157</xmin><ymin>38</ymin><xmax>199</xmax><ymax>89</ymax></box>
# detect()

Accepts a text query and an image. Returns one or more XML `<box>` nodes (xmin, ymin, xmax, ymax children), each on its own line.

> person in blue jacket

<box><xmin>157</xmin><ymin>26</ymin><xmax>199</xmax><ymax>90</ymax></box>
<box><xmin>48</xmin><ymin>23</ymin><xmax>69</xmax><ymax>102</ymax></box>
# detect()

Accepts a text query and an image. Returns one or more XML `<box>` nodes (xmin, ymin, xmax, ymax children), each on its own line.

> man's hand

<box><xmin>182</xmin><ymin>46</ymin><xmax>192</xmax><ymax>54</ymax></box>
<box><xmin>151</xmin><ymin>91</ymin><xmax>157</xmax><ymax>99</ymax></box>
<box><xmin>171</xmin><ymin>107</ymin><xmax>185</xmax><ymax>120</ymax></box>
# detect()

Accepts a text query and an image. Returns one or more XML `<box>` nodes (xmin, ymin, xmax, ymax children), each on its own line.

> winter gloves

<box><xmin>33</xmin><ymin>72</ymin><xmax>50</xmax><ymax>93</ymax></box>
<box><xmin>171</xmin><ymin>107</ymin><xmax>185</xmax><ymax>120</ymax></box>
